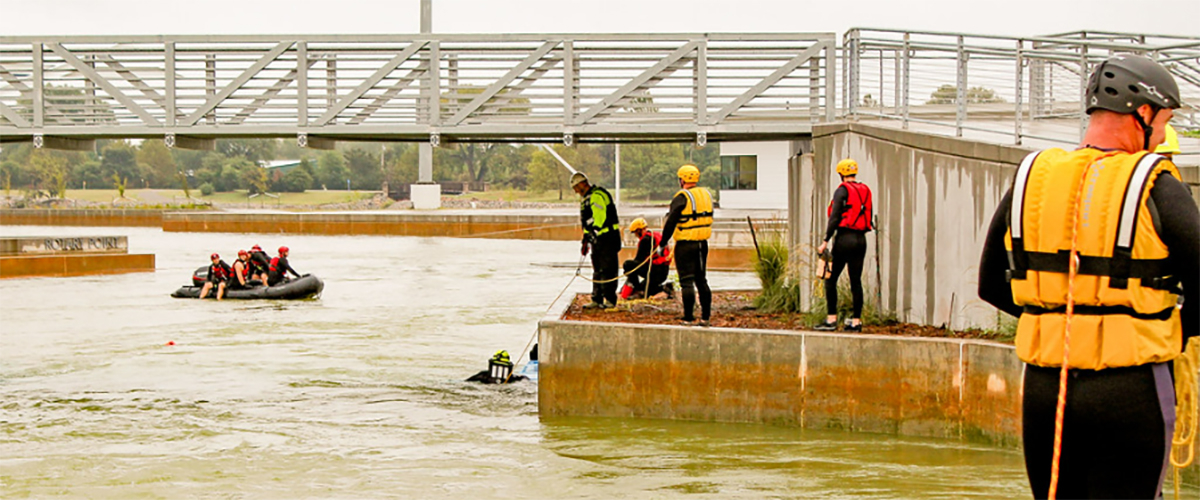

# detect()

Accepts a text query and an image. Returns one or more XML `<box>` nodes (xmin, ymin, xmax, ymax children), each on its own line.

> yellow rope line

<box><xmin>1172</xmin><ymin>336</ymin><xmax>1200</xmax><ymax>500</ymax></box>
<box><xmin>574</xmin><ymin>252</ymin><xmax>655</xmax><ymax>284</ymax></box>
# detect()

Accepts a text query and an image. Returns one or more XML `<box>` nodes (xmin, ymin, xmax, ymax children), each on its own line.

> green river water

<box><xmin>0</xmin><ymin>225</ymin><xmax>1089</xmax><ymax>499</ymax></box>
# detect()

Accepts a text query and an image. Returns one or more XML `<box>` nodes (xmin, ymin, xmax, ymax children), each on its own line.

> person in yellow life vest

<box><xmin>572</xmin><ymin>171</ymin><xmax>621</xmax><ymax>309</ymax></box>
<box><xmin>619</xmin><ymin>217</ymin><xmax>675</xmax><ymax>300</ymax></box>
<box><xmin>658</xmin><ymin>165</ymin><xmax>714</xmax><ymax>326</ymax></box>
<box><xmin>978</xmin><ymin>54</ymin><xmax>1199</xmax><ymax>500</ymax></box>
<box><xmin>1156</xmin><ymin>124</ymin><xmax>1181</xmax><ymax>161</ymax></box>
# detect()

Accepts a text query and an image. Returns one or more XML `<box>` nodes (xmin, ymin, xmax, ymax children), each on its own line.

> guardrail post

<box><xmin>166</xmin><ymin>42</ymin><xmax>176</xmax><ymax>127</ymax></box>
<box><xmin>297</xmin><ymin>41</ymin><xmax>307</xmax><ymax>127</ymax></box>
<box><xmin>956</xmin><ymin>35</ymin><xmax>966</xmax><ymax>137</ymax></box>
<box><xmin>902</xmin><ymin>33</ymin><xmax>910</xmax><ymax>129</ymax></box>
<box><xmin>1014</xmin><ymin>39</ymin><xmax>1023</xmax><ymax>145</ymax></box>
<box><xmin>848</xmin><ymin>30</ymin><xmax>859</xmax><ymax>118</ymax></box>
<box><xmin>695</xmin><ymin>39</ymin><xmax>707</xmax><ymax>126</ymax></box>
<box><xmin>32</xmin><ymin>43</ymin><xmax>43</xmax><ymax>128</ymax></box>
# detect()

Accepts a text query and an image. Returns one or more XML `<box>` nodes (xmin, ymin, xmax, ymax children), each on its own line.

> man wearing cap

<box><xmin>978</xmin><ymin>54</ymin><xmax>1199</xmax><ymax>498</ymax></box>
<box><xmin>199</xmin><ymin>253</ymin><xmax>232</xmax><ymax>300</ymax></box>
<box><xmin>571</xmin><ymin>171</ymin><xmax>621</xmax><ymax>309</ymax></box>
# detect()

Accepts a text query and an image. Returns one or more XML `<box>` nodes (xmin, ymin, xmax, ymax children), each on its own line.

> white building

<box><xmin>717</xmin><ymin>141</ymin><xmax>802</xmax><ymax>210</ymax></box>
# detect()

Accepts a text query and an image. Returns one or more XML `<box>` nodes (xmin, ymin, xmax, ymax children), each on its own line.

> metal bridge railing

<box><xmin>841</xmin><ymin>28</ymin><xmax>1200</xmax><ymax>146</ymax></box>
<box><xmin>0</xmin><ymin>33</ymin><xmax>836</xmax><ymax>144</ymax></box>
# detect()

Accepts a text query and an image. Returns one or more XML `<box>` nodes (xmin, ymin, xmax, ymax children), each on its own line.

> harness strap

<box><xmin>1110</xmin><ymin>153</ymin><xmax>1165</xmax><ymax>289</ymax></box>
<box><xmin>1022</xmin><ymin>304</ymin><xmax>1175</xmax><ymax>321</ymax></box>
<box><xmin>1007</xmin><ymin>151</ymin><xmax>1041</xmax><ymax>281</ymax></box>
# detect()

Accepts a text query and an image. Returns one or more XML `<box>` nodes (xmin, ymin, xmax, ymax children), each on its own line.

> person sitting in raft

<box><xmin>465</xmin><ymin>350</ymin><xmax>528</xmax><ymax>384</ymax></box>
<box><xmin>248</xmin><ymin>244</ymin><xmax>271</xmax><ymax>284</ymax></box>
<box><xmin>267</xmin><ymin>246</ymin><xmax>301</xmax><ymax>286</ymax></box>
<box><xmin>619</xmin><ymin>217</ymin><xmax>674</xmax><ymax>300</ymax></box>
<box><xmin>221</xmin><ymin>250</ymin><xmax>253</xmax><ymax>298</ymax></box>
<box><xmin>199</xmin><ymin>253</ymin><xmax>231</xmax><ymax>300</ymax></box>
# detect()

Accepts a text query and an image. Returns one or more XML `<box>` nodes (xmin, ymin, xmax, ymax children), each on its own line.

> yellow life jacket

<box><xmin>675</xmin><ymin>186</ymin><xmax>713</xmax><ymax>241</ymax></box>
<box><xmin>1005</xmin><ymin>148</ymin><xmax>1183</xmax><ymax>369</ymax></box>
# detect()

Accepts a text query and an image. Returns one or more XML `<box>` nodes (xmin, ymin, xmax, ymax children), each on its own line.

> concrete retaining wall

<box><xmin>0</xmin><ymin>253</ymin><xmax>155</xmax><ymax>279</ymax></box>
<box><xmin>539</xmin><ymin>318</ymin><xmax>1022</xmax><ymax>447</ymax></box>
<box><xmin>796</xmin><ymin>123</ymin><xmax>1031</xmax><ymax>330</ymax></box>
<box><xmin>0</xmin><ymin>209</ymin><xmax>167</xmax><ymax>227</ymax></box>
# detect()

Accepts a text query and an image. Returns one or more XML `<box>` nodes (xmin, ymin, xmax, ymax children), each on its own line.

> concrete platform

<box><xmin>0</xmin><ymin>253</ymin><xmax>155</xmax><ymax>279</ymax></box>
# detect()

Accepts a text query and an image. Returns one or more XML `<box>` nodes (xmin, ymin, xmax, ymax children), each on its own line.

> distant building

<box><xmin>717</xmin><ymin>141</ymin><xmax>802</xmax><ymax>210</ymax></box>
<box><xmin>260</xmin><ymin>160</ymin><xmax>302</xmax><ymax>175</ymax></box>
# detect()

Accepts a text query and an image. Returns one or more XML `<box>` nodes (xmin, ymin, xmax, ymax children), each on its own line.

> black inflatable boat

<box><xmin>172</xmin><ymin>267</ymin><xmax>323</xmax><ymax>300</ymax></box>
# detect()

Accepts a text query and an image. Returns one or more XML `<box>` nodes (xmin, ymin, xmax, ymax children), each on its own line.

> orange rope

<box><xmin>1047</xmin><ymin>154</ymin><xmax>1112</xmax><ymax>499</ymax></box>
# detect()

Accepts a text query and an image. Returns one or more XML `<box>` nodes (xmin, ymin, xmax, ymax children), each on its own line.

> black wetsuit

<box><xmin>581</xmin><ymin>185</ymin><xmax>620</xmax><ymax>306</ymax></box>
<box><xmin>268</xmin><ymin>256</ymin><xmax>301</xmax><ymax>286</ymax></box>
<box><xmin>624</xmin><ymin>232</ymin><xmax>670</xmax><ymax>297</ymax></box>
<box><xmin>824</xmin><ymin>183</ymin><xmax>869</xmax><ymax>318</ymax></box>
<box><xmin>661</xmin><ymin>193</ymin><xmax>710</xmax><ymax>321</ymax></box>
<box><xmin>979</xmin><ymin>172</ymin><xmax>1200</xmax><ymax>499</ymax></box>
<box><xmin>249</xmin><ymin>251</ymin><xmax>271</xmax><ymax>278</ymax></box>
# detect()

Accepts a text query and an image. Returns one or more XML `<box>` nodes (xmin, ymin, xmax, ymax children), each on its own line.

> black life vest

<box><xmin>828</xmin><ymin>182</ymin><xmax>873</xmax><ymax>231</ymax></box>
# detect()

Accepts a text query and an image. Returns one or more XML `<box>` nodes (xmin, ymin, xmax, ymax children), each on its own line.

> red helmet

<box><xmin>238</xmin><ymin>250</ymin><xmax>248</xmax><ymax>257</ymax></box>
<box><xmin>251</xmin><ymin>245</ymin><xmax>262</xmax><ymax>252</ymax></box>
<box><xmin>210</xmin><ymin>253</ymin><xmax>219</xmax><ymax>259</ymax></box>
<box><xmin>278</xmin><ymin>246</ymin><xmax>289</xmax><ymax>254</ymax></box>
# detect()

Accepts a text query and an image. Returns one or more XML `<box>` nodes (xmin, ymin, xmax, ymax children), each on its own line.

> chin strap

<box><xmin>1131</xmin><ymin>108</ymin><xmax>1160</xmax><ymax>151</ymax></box>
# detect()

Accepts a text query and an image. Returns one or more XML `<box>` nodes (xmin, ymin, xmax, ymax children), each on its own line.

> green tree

<box><xmin>137</xmin><ymin>139</ymin><xmax>176</xmax><ymax>188</ymax></box>
<box><xmin>218</xmin><ymin>138</ymin><xmax>277</xmax><ymax>164</ymax></box>
<box><xmin>927</xmin><ymin>85</ymin><xmax>1005</xmax><ymax>105</ymax></box>
<box><xmin>278</xmin><ymin>169</ymin><xmax>312</xmax><ymax>193</ymax></box>
<box><xmin>112</xmin><ymin>172</ymin><xmax>128</xmax><ymax>199</ymax></box>
<box><xmin>242</xmin><ymin>164</ymin><xmax>270</xmax><ymax>195</ymax></box>
<box><xmin>316</xmin><ymin>150</ymin><xmax>349</xmax><ymax>189</ymax></box>
<box><xmin>29</xmin><ymin>150</ymin><xmax>69</xmax><ymax>198</ymax></box>
<box><xmin>100</xmin><ymin>141</ymin><xmax>141</xmax><ymax>188</ymax></box>
<box><xmin>344</xmin><ymin>147</ymin><xmax>382</xmax><ymax>190</ymax></box>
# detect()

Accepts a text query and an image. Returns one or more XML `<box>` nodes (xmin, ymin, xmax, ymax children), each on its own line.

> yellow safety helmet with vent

<box><xmin>628</xmin><ymin>217</ymin><xmax>648</xmax><ymax>233</ymax></box>
<box><xmin>677</xmin><ymin>164</ymin><xmax>701</xmax><ymax>183</ymax></box>
<box><xmin>1156</xmin><ymin>124</ymin><xmax>1181</xmax><ymax>155</ymax></box>
<box><xmin>836</xmin><ymin>159</ymin><xmax>858</xmax><ymax>177</ymax></box>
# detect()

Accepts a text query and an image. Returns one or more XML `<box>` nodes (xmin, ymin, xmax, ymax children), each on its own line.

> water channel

<box><xmin>0</xmin><ymin>226</ymin><xmax>1040</xmax><ymax>498</ymax></box>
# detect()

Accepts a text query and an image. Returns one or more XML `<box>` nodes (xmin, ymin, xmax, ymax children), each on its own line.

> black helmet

<box><xmin>1086</xmin><ymin>54</ymin><xmax>1180</xmax><ymax>115</ymax></box>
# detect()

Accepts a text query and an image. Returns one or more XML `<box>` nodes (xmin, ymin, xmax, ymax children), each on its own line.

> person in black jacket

<box><xmin>572</xmin><ymin>171</ymin><xmax>621</xmax><ymax>309</ymax></box>
<box><xmin>814</xmin><ymin>159</ymin><xmax>874</xmax><ymax>332</ymax></box>
<box><xmin>248</xmin><ymin>244</ymin><xmax>271</xmax><ymax>284</ymax></box>
<box><xmin>268</xmin><ymin>246</ymin><xmax>301</xmax><ymax>286</ymax></box>
<box><xmin>199</xmin><ymin>253</ymin><xmax>231</xmax><ymax>299</ymax></box>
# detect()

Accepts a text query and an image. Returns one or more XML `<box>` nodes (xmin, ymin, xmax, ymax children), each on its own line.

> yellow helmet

<box><xmin>628</xmin><ymin>217</ymin><xmax>648</xmax><ymax>233</ymax></box>
<box><xmin>677</xmin><ymin>164</ymin><xmax>700</xmax><ymax>183</ymax></box>
<box><xmin>1156</xmin><ymin>124</ymin><xmax>1181</xmax><ymax>155</ymax></box>
<box><xmin>492</xmin><ymin>350</ymin><xmax>510</xmax><ymax>363</ymax></box>
<box><xmin>836</xmin><ymin>159</ymin><xmax>858</xmax><ymax>176</ymax></box>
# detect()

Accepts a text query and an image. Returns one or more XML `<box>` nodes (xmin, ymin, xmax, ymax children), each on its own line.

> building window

<box><xmin>720</xmin><ymin>155</ymin><xmax>757</xmax><ymax>190</ymax></box>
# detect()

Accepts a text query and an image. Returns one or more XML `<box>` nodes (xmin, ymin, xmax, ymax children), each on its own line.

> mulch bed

<box><xmin>563</xmin><ymin>290</ymin><xmax>1013</xmax><ymax>343</ymax></box>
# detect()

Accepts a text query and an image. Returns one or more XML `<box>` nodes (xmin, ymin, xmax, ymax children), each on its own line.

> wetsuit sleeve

<box><xmin>284</xmin><ymin>258</ymin><xmax>301</xmax><ymax>277</ymax></box>
<box><xmin>659</xmin><ymin>194</ymin><xmax>688</xmax><ymax>247</ymax></box>
<box><xmin>824</xmin><ymin>185</ymin><xmax>848</xmax><ymax>242</ymax></box>
<box><xmin>978</xmin><ymin>189</ymin><xmax>1022</xmax><ymax>318</ymax></box>
<box><xmin>635</xmin><ymin>234</ymin><xmax>653</xmax><ymax>263</ymax></box>
<box><xmin>1150</xmin><ymin>174</ymin><xmax>1200</xmax><ymax>341</ymax></box>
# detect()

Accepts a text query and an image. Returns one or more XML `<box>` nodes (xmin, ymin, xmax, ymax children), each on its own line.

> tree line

<box><xmin>0</xmin><ymin>139</ymin><xmax>723</xmax><ymax>201</ymax></box>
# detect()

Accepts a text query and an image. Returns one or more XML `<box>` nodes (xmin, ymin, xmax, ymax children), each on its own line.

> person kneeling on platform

<box><xmin>199</xmin><ymin>253</ymin><xmax>232</xmax><ymax>300</ymax></box>
<box><xmin>465</xmin><ymin>350</ymin><xmax>528</xmax><ymax>384</ymax></box>
<box><xmin>268</xmin><ymin>246</ymin><xmax>301</xmax><ymax>286</ymax></box>
<box><xmin>620</xmin><ymin>217</ymin><xmax>674</xmax><ymax>300</ymax></box>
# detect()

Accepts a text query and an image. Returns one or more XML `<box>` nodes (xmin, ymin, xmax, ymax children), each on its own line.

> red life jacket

<box><xmin>210</xmin><ymin>262</ymin><xmax>230</xmax><ymax>280</ymax></box>
<box><xmin>233</xmin><ymin>260</ymin><xmax>249</xmax><ymax>280</ymax></box>
<box><xmin>269</xmin><ymin>257</ymin><xmax>280</xmax><ymax>273</ymax></box>
<box><xmin>644</xmin><ymin>231</ymin><xmax>671</xmax><ymax>265</ymax></box>
<box><xmin>827</xmin><ymin>181</ymin><xmax>873</xmax><ymax>231</ymax></box>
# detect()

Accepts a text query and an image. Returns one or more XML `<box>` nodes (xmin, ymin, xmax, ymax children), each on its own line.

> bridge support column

<box><xmin>412</xmin><ymin>142</ymin><xmax>440</xmax><ymax>209</ymax></box>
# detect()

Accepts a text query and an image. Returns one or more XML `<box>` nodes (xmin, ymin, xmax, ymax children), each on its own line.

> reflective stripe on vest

<box><xmin>675</xmin><ymin>187</ymin><xmax>713</xmax><ymax>241</ymax></box>
<box><xmin>581</xmin><ymin>186</ymin><xmax>619</xmax><ymax>236</ymax></box>
<box><xmin>1004</xmin><ymin>148</ymin><xmax>1182</xmax><ymax>369</ymax></box>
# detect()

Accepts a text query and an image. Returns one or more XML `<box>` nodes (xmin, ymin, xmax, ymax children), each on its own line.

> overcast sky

<box><xmin>2</xmin><ymin>0</ymin><xmax>1197</xmax><ymax>39</ymax></box>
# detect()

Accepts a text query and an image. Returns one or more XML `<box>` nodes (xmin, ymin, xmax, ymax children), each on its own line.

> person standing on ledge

<box><xmin>658</xmin><ymin>164</ymin><xmax>713</xmax><ymax>326</ymax></box>
<box><xmin>814</xmin><ymin>158</ymin><xmax>873</xmax><ymax>332</ymax></box>
<box><xmin>572</xmin><ymin>172</ymin><xmax>620</xmax><ymax>309</ymax></box>
<box><xmin>978</xmin><ymin>54</ymin><xmax>1199</xmax><ymax>499</ymax></box>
